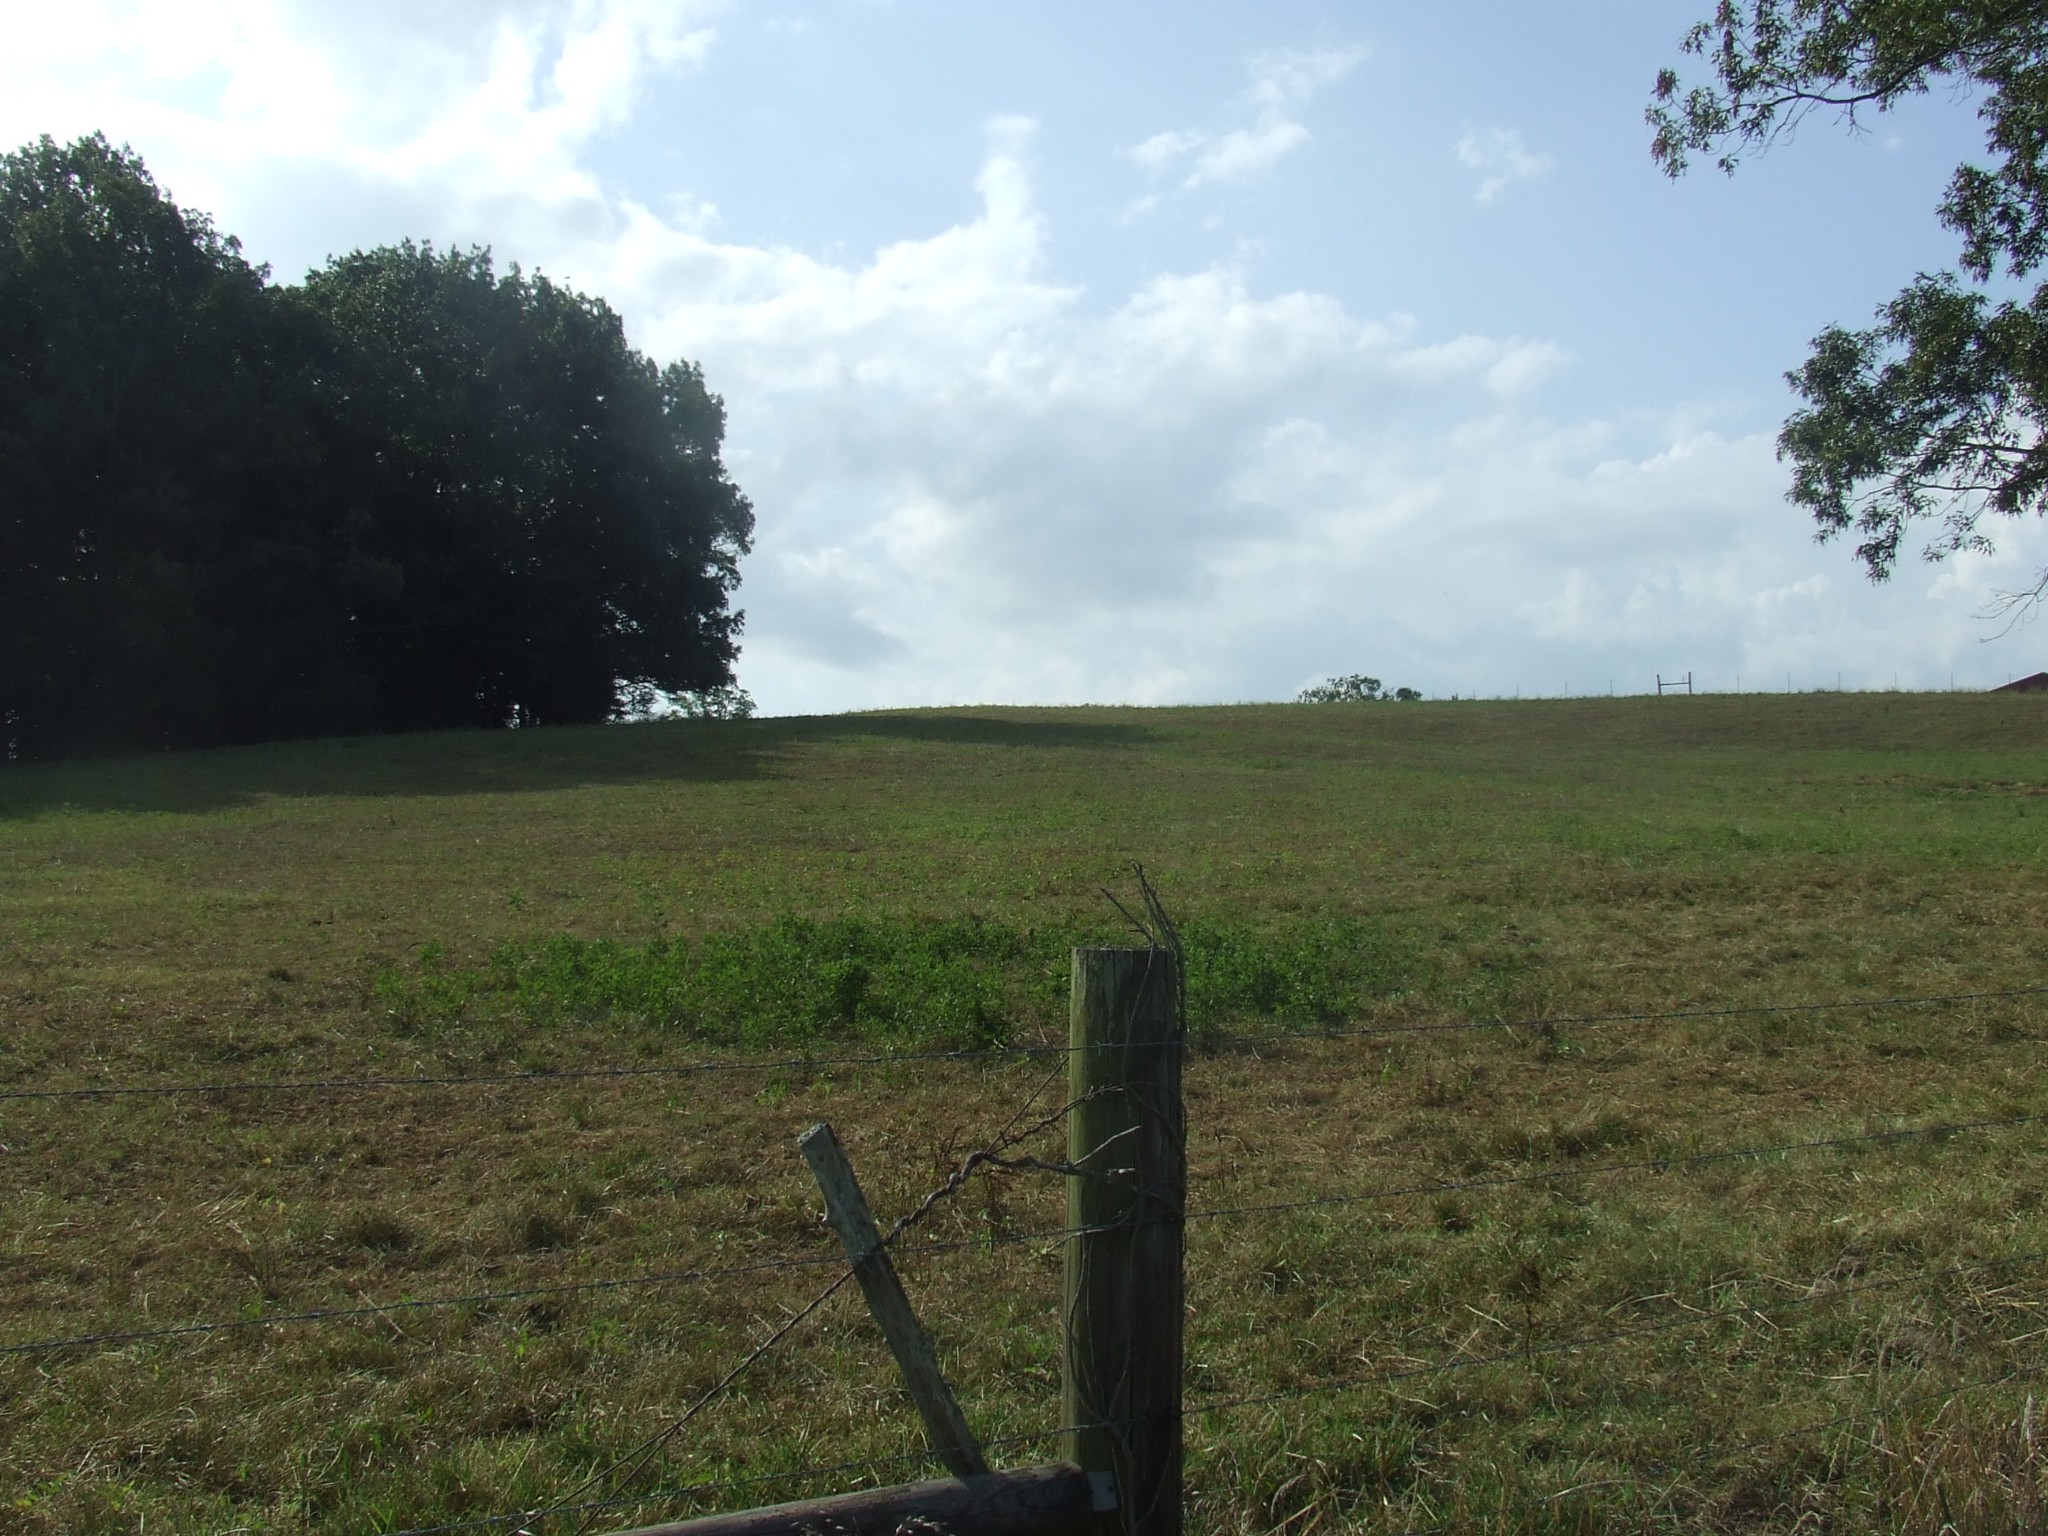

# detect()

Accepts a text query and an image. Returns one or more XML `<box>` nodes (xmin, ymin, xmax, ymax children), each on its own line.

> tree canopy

<box><xmin>1297</xmin><ymin>674</ymin><xmax>1421</xmax><ymax>703</ymax></box>
<box><xmin>0</xmin><ymin>134</ymin><xmax>752</xmax><ymax>759</ymax></box>
<box><xmin>1651</xmin><ymin>2</ymin><xmax>2048</xmax><ymax>605</ymax></box>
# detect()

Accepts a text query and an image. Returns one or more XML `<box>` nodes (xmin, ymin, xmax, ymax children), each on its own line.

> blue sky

<box><xmin>8</xmin><ymin>0</ymin><xmax>2044</xmax><ymax>709</ymax></box>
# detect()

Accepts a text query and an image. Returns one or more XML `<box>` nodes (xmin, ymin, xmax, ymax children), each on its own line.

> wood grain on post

<box><xmin>1064</xmin><ymin>947</ymin><xmax>1185</xmax><ymax>1536</ymax></box>
<box><xmin>799</xmin><ymin>1121</ymin><xmax>990</xmax><ymax>1478</ymax></box>
<box><xmin>599</xmin><ymin>1461</ymin><xmax>1097</xmax><ymax>1536</ymax></box>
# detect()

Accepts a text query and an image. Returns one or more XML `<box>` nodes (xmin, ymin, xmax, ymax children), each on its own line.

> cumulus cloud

<box><xmin>1126</xmin><ymin>45</ymin><xmax>1366</xmax><ymax>198</ymax></box>
<box><xmin>598</xmin><ymin>126</ymin><xmax>2048</xmax><ymax>709</ymax></box>
<box><xmin>0</xmin><ymin>0</ymin><xmax>723</xmax><ymax>270</ymax></box>
<box><xmin>9</xmin><ymin>4</ymin><xmax>2044</xmax><ymax>710</ymax></box>
<box><xmin>1455</xmin><ymin>125</ymin><xmax>1553</xmax><ymax>203</ymax></box>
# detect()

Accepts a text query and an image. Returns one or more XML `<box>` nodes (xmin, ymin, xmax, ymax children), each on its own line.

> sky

<box><xmin>9</xmin><ymin>0</ymin><xmax>2048</xmax><ymax>710</ymax></box>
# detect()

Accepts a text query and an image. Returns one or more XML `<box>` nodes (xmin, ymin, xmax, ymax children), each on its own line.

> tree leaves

<box><xmin>1654</xmin><ymin>3</ymin><xmax>2048</xmax><ymax>601</ymax></box>
<box><xmin>1297</xmin><ymin>675</ymin><xmax>1422</xmax><ymax>703</ymax></box>
<box><xmin>0</xmin><ymin>137</ymin><xmax>752</xmax><ymax>759</ymax></box>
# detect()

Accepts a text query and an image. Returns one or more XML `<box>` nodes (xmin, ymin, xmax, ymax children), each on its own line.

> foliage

<box><xmin>0</xmin><ymin>134</ymin><xmax>325</xmax><ymax>756</ymax></box>
<box><xmin>615</xmin><ymin>682</ymin><xmax>758</xmax><ymax>721</ymax></box>
<box><xmin>0</xmin><ymin>135</ymin><xmax>752</xmax><ymax>758</ymax></box>
<box><xmin>1298</xmin><ymin>674</ymin><xmax>1422</xmax><ymax>703</ymax></box>
<box><xmin>298</xmin><ymin>243</ymin><xmax>752</xmax><ymax>732</ymax></box>
<box><xmin>379</xmin><ymin>915</ymin><xmax>1031</xmax><ymax>1051</ymax></box>
<box><xmin>1652</xmin><ymin>3</ymin><xmax>2048</xmax><ymax>603</ymax></box>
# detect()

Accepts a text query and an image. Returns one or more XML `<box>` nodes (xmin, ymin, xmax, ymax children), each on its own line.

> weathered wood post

<box><xmin>798</xmin><ymin>1121</ymin><xmax>989</xmax><ymax>1478</ymax></box>
<box><xmin>1064</xmin><ymin>946</ymin><xmax>1184</xmax><ymax>1536</ymax></box>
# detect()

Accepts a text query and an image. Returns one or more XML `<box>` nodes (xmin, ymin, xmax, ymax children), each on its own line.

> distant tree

<box><xmin>619</xmin><ymin>682</ymin><xmax>757</xmax><ymax>721</ymax></box>
<box><xmin>0</xmin><ymin>135</ymin><xmax>753</xmax><ymax>758</ymax></box>
<box><xmin>1298</xmin><ymin>674</ymin><xmax>1420</xmax><ymax>702</ymax></box>
<box><xmin>1651</xmin><ymin>3</ymin><xmax>2048</xmax><ymax>610</ymax></box>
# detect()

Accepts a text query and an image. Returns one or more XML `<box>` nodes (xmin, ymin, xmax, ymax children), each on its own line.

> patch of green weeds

<box><xmin>373</xmin><ymin>911</ymin><xmax>1429</xmax><ymax>1050</ymax></box>
<box><xmin>1179</xmin><ymin>914</ymin><xmax>1410</xmax><ymax>1027</ymax></box>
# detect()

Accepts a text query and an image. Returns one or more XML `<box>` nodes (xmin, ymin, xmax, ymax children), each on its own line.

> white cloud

<box><xmin>0</xmin><ymin>0</ymin><xmax>723</xmax><ymax>271</ymax></box>
<box><xmin>1455</xmin><ymin>125</ymin><xmax>1553</xmax><ymax>204</ymax></box>
<box><xmin>595</xmin><ymin>131</ymin><xmax>2046</xmax><ymax>709</ymax></box>
<box><xmin>1130</xmin><ymin>128</ymin><xmax>1205</xmax><ymax>173</ymax></box>
<box><xmin>1246</xmin><ymin>46</ymin><xmax>1367</xmax><ymax>113</ymax></box>
<box><xmin>10</xmin><ymin>5</ymin><xmax>2046</xmax><ymax>710</ymax></box>
<box><xmin>1187</xmin><ymin>120</ymin><xmax>1313</xmax><ymax>188</ymax></box>
<box><xmin>1126</xmin><ymin>44</ymin><xmax>1366</xmax><ymax>199</ymax></box>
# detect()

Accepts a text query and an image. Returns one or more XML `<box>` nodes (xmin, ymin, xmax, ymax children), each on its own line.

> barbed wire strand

<box><xmin>1383</xmin><ymin>1341</ymin><xmax>2048</xmax><ymax>1536</ymax></box>
<box><xmin>1186</xmin><ymin>1107</ymin><xmax>2048</xmax><ymax>1226</ymax></box>
<box><xmin>429</xmin><ymin>1350</ymin><xmax>2048</xmax><ymax>1536</ymax></box>
<box><xmin>0</xmin><ymin>1211</ymin><xmax>1121</xmax><ymax>1361</ymax></box>
<box><xmin>1133</xmin><ymin>1253</ymin><xmax>2048</xmax><ymax>1536</ymax></box>
<box><xmin>1180</xmin><ymin>1248</ymin><xmax>2046</xmax><ymax>1423</ymax></box>
<box><xmin>408</xmin><ymin>1246</ymin><xmax>2039</xmax><ymax>1534</ymax></box>
<box><xmin>6</xmin><ymin>983</ymin><xmax>2042</xmax><ymax>1104</ymax></box>
<box><xmin>995</xmin><ymin>1273</ymin><xmax>2043</xmax><ymax>1536</ymax></box>
<box><xmin>8</xmin><ymin>1106</ymin><xmax>2033</xmax><ymax>1362</ymax></box>
<box><xmin>1208</xmin><ymin>982</ymin><xmax>2048</xmax><ymax>1049</ymax></box>
<box><xmin>0</xmin><ymin>1250</ymin><xmax>863</xmax><ymax>1361</ymax></box>
<box><xmin>0</xmin><ymin>1074</ymin><xmax>1110</xmax><ymax>1363</ymax></box>
<box><xmin>1712</xmin><ymin>1358</ymin><xmax>2048</xmax><ymax>1466</ymax></box>
<box><xmin>564</xmin><ymin>1267</ymin><xmax>862</xmax><ymax>1536</ymax></box>
<box><xmin>551</xmin><ymin>1075</ymin><xmax>1117</xmax><ymax>1535</ymax></box>
<box><xmin>0</xmin><ymin>1043</ymin><xmax>1068</xmax><ymax>1103</ymax></box>
<box><xmin>92</xmin><ymin>1242</ymin><xmax>2045</xmax><ymax>1531</ymax></box>
<box><xmin>12</xmin><ymin>968</ymin><xmax>2045</xmax><ymax>1529</ymax></box>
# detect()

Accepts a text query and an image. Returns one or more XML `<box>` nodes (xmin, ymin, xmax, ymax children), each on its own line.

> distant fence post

<box><xmin>1064</xmin><ymin>947</ymin><xmax>1184</xmax><ymax>1536</ymax></box>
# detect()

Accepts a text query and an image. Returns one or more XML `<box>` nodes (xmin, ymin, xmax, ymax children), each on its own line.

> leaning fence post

<box><xmin>798</xmin><ymin>1121</ymin><xmax>990</xmax><ymax>1478</ymax></box>
<box><xmin>1064</xmin><ymin>946</ymin><xmax>1184</xmax><ymax>1536</ymax></box>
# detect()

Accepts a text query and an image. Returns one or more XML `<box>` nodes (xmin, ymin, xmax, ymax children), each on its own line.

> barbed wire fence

<box><xmin>4</xmin><ymin>945</ymin><xmax>2045</xmax><ymax>1533</ymax></box>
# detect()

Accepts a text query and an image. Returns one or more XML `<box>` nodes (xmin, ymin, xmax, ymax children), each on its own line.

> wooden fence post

<box><xmin>1064</xmin><ymin>946</ymin><xmax>1184</xmax><ymax>1536</ymax></box>
<box><xmin>798</xmin><ymin>1121</ymin><xmax>990</xmax><ymax>1478</ymax></box>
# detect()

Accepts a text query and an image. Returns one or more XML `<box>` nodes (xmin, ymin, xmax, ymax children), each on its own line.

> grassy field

<box><xmin>3</xmin><ymin>693</ymin><xmax>2048</xmax><ymax>1534</ymax></box>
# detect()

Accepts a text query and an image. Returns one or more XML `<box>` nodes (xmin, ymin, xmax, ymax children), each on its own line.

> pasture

<box><xmin>3</xmin><ymin>693</ymin><xmax>2048</xmax><ymax>1534</ymax></box>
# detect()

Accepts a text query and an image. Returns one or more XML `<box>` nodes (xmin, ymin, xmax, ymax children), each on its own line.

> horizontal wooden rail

<box><xmin>601</xmin><ymin>1461</ymin><xmax>1104</xmax><ymax>1536</ymax></box>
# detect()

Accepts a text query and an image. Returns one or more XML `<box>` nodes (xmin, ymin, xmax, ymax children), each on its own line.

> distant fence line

<box><xmin>1377</xmin><ymin>674</ymin><xmax>2017</xmax><ymax>701</ymax></box>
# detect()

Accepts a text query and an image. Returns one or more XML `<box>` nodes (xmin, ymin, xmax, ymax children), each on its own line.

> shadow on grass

<box><xmin>0</xmin><ymin>710</ymin><xmax>1161</xmax><ymax>818</ymax></box>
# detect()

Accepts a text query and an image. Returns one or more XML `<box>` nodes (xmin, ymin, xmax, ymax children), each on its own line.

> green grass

<box><xmin>3</xmin><ymin>694</ymin><xmax>2048</xmax><ymax>1533</ymax></box>
<box><xmin>371</xmin><ymin>910</ymin><xmax>1413</xmax><ymax>1051</ymax></box>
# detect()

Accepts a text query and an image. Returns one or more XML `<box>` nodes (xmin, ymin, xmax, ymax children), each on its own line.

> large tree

<box><xmin>1652</xmin><ymin>2</ymin><xmax>2048</xmax><ymax>605</ymax></box>
<box><xmin>300</xmin><ymin>243</ymin><xmax>753</xmax><ymax>731</ymax></box>
<box><xmin>0</xmin><ymin>134</ymin><xmax>347</xmax><ymax>755</ymax></box>
<box><xmin>0</xmin><ymin>135</ymin><xmax>752</xmax><ymax>758</ymax></box>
